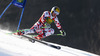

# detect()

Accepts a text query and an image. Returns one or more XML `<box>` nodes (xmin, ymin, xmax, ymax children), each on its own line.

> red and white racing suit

<box><xmin>24</xmin><ymin>11</ymin><xmax>62</xmax><ymax>39</ymax></box>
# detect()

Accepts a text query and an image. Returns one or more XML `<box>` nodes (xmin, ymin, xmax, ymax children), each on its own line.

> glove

<box><xmin>14</xmin><ymin>31</ymin><xmax>24</xmax><ymax>35</ymax></box>
<box><xmin>60</xmin><ymin>30</ymin><xmax>66</xmax><ymax>36</ymax></box>
<box><xmin>44</xmin><ymin>23</ymin><xmax>51</xmax><ymax>28</ymax></box>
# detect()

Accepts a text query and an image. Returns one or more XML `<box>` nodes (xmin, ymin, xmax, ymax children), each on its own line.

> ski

<box><xmin>6</xmin><ymin>30</ymin><xmax>61</xmax><ymax>49</ymax></box>
<box><xmin>21</xmin><ymin>35</ymin><xmax>61</xmax><ymax>49</ymax></box>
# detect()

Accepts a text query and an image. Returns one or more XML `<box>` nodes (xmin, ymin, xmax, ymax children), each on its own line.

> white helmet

<box><xmin>51</xmin><ymin>6</ymin><xmax>60</xmax><ymax>15</ymax></box>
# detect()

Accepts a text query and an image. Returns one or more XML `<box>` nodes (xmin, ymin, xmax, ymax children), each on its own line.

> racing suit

<box><xmin>22</xmin><ymin>11</ymin><xmax>62</xmax><ymax>39</ymax></box>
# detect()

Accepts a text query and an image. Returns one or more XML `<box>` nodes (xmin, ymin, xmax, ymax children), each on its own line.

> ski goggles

<box><xmin>54</xmin><ymin>11</ymin><xmax>59</xmax><ymax>15</ymax></box>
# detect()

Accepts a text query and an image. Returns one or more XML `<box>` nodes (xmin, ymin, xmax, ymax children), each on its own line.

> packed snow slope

<box><xmin>0</xmin><ymin>30</ymin><xmax>98</xmax><ymax>56</ymax></box>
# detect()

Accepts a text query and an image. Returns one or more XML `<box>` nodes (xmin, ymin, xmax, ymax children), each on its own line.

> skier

<box><xmin>14</xmin><ymin>6</ymin><xmax>66</xmax><ymax>40</ymax></box>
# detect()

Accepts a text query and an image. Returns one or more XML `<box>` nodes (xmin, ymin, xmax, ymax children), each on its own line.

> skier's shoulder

<box><xmin>43</xmin><ymin>11</ymin><xmax>51</xmax><ymax>16</ymax></box>
<box><xmin>43</xmin><ymin>11</ymin><xmax>50</xmax><ymax>13</ymax></box>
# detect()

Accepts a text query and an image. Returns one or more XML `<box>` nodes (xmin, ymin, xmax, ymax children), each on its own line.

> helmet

<box><xmin>51</xmin><ymin>6</ymin><xmax>60</xmax><ymax>15</ymax></box>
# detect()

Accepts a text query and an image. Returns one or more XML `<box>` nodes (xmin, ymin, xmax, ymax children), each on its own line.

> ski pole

<box><xmin>28</xmin><ymin>34</ymin><xmax>62</xmax><ymax>36</ymax></box>
<box><xmin>17</xmin><ymin>8</ymin><xmax>25</xmax><ymax>31</ymax></box>
<box><xmin>0</xmin><ymin>2</ymin><xmax>12</xmax><ymax>19</ymax></box>
<box><xmin>52</xmin><ymin>34</ymin><xmax>62</xmax><ymax>36</ymax></box>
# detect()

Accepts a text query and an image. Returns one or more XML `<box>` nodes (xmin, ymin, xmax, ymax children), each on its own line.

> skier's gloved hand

<box><xmin>60</xmin><ymin>30</ymin><xmax>66</xmax><ymax>36</ymax></box>
<box><xmin>44</xmin><ymin>23</ymin><xmax>51</xmax><ymax>28</ymax></box>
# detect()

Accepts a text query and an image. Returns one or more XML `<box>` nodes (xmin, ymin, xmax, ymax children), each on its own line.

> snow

<box><xmin>0</xmin><ymin>30</ymin><xmax>99</xmax><ymax>56</ymax></box>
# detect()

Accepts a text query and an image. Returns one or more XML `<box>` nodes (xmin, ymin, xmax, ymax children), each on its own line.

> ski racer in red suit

<box><xmin>15</xmin><ymin>6</ymin><xmax>66</xmax><ymax>40</ymax></box>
